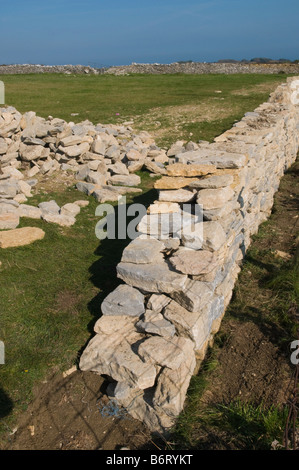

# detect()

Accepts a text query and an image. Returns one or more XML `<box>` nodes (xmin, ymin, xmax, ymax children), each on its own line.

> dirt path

<box><xmin>2</xmin><ymin>161</ymin><xmax>298</xmax><ymax>451</ymax></box>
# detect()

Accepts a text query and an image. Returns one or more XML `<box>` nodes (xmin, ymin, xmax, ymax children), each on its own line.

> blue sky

<box><xmin>1</xmin><ymin>0</ymin><xmax>298</xmax><ymax>66</ymax></box>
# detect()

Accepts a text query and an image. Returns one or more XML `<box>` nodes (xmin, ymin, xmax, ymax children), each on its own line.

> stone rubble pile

<box><xmin>79</xmin><ymin>77</ymin><xmax>299</xmax><ymax>433</ymax></box>
<box><xmin>0</xmin><ymin>106</ymin><xmax>171</xmax><ymax>237</ymax></box>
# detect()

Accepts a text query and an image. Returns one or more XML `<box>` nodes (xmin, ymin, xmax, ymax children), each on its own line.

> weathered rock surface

<box><xmin>158</xmin><ymin>189</ymin><xmax>196</xmax><ymax>203</ymax></box>
<box><xmin>79</xmin><ymin>331</ymin><xmax>157</xmax><ymax>390</ymax></box>
<box><xmin>166</xmin><ymin>163</ymin><xmax>216</xmax><ymax>177</ymax></box>
<box><xmin>121</xmin><ymin>238</ymin><xmax>165</xmax><ymax>264</ymax></box>
<box><xmin>188</xmin><ymin>174</ymin><xmax>234</xmax><ymax>189</ymax></box>
<box><xmin>136</xmin><ymin>310</ymin><xmax>176</xmax><ymax>338</ymax></box>
<box><xmin>17</xmin><ymin>204</ymin><xmax>42</xmax><ymax>219</ymax></box>
<box><xmin>42</xmin><ymin>212</ymin><xmax>76</xmax><ymax>227</ymax></box>
<box><xmin>137</xmin><ymin>335</ymin><xmax>195</xmax><ymax>370</ymax></box>
<box><xmin>0</xmin><ymin>212</ymin><xmax>19</xmax><ymax>229</ymax></box>
<box><xmin>101</xmin><ymin>284</ymin><xmax>145</xmax><ymax>317</ymax></box>
<box><xmin>117</xmin><ymin>260</ymin><xmax>188</xmax><ymax>294</ymax></box>
<box><xmin>169</xmin><ymin>248</ymin><xmax>218</xmax><ymax>275</ymax></box>
<box><xmin>154</xmin><ymin>176</ymin><xmax>198</xmax><ymax>190</ymax></box>
<box><xmin>196</xmin><ymin>187</ymin><xmax>234</xmax><ymax>210</ymax></box>
<box><xmin>0</xmin><ymin>226</ymin><xmax>45</xmax><ymax>248</ymax></box>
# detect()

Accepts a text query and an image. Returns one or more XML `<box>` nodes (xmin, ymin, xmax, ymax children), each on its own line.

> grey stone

<box><xmin>42</xmin><ymin>212</ymin><xmax>76</xmax><ymax>226</ymax></box>
<box><xmin>0</xmin><ymin>181</ymin><xmax>18</xmax><ymax>198</ymax></box>
<box><xmin>0</xmin><ymin>212</ymin><xmax>19</xmax><ymax>229</ymax></box>
<box><xmin>137</xmin><ymin>211</ymin><xmax>197</xmax><ymax>238</ymax></box>
<box><xmin>158</xmin><ymin>189</ymin><xmax>196</xmax><ymax>203</ymax></box>
<box><xmin>137</xmin><ymin>335</ymin><xmax>194</xmax><ymax>370</ymax></box>
<box><xmin>121</xmin><ymin>238</ymin><xmax>165</xmax><ymax>264</ymax></box>
<box><xmin>86</xmin><ymin>171</ymin><xmax>106</xmax><ymax>186</ymax></box>
<box><xmin>40</xmin><ymin>160</ymin><xmax>54</xmax><ymax>175</ymax></box>
<box><xmin>94</xmin><ymin>315</ymin><xmax>138</xmax><ymax>335</ymax></box>
<box><xmin>179</xmin><ymin>221</ymin><xmax>226</xmax><ymax>251</ymax></box>
<box><xmin>136</xmin><ymin>310</ymin><xmax>176</xmax><ymax>338</ymax></box>
<box><xmin>188</xmin><ymin>174</ymin><xmax>234</xmax><ymax>189</ymax></box>
<box><xmin>203</xmin><ymin>200</ymin><xmax>238</xmax><ymax>221</ymax></box>
<box><xmin>22</xmin><ymin>137</ymin><xmax>46</xmax><ymax>146</ymax></box>
<box><xmin>59</xmin><ymin>135</ymin><xmax>84</xmax><ymax>147</ymax></box>
<box><xmin>91</xmin><ymin>138</ymin><xmax>106</xmax><ymax>155</ymax></box>
<box><xmin>163</xmin><ymin>300</ymin><xmax>211</xmax><ymax>351</ymax></box>
<box><xmin>147</xmin><ymin>294</ymin><xmax>171</xmax><ymax>312</ymax></box>
<box><xmin>167</xmin><ymin>141</ymin><xmax>185</xmax><ymax>157</ymax></box>
<box><xmin>60</xmin><ymin>203</ymin><xmax>81</xmax><ymax>217</ymax></box>
<box><xmin>103</xmin><ymin>185</ymin><xmax>143</xmax><ymax>195</ymax></box>
<box><xmin>0</xmin><ymin>140</ymin><xmax>8</xmax><ymax>154</ymax></box>
<box><xmin>117</xmin><ymin>260</ymin><xmax>188</xmax><ymax>294</ymax></box>
<box><xmin>169</xmin><ymin>248</ymin><xmax>218</xmax><ymax>275</ymax></box>
<box><xmin>38</xmin><ymin>200</ymin><xmax>60</xmax><ymax>216</ymax></box>
<box><xmin>92</xmin><ymin>188</ymin><xmax>121</xmax><ymax>202</ymax></box>
<box><xmin>18</xmin><ymin>180</ymin><xmax>32</xmax><ymax>197</ymax></box>
<box><xmin>19</xmin><ymin>143</ymin><xmax>46</xmax><ymax>161</ymax></box>
<box><xmin>17</xmin><ymin>204</ymin><xmax>42</xmax><ymax>219</ymax></box>
<box><xmin>170</xmin><ymin>279</ymin><xmax>213</xmax><ymax>312</ymax></box>
<box><xmin>76</xmin><ymin>181</ymin><xmax>96</xmax><ymax>195</ymax></box>
<box><xmin>196</xmin><ymin>187</ymin><xmax>234</xmax><ymax>210</ymax></box>
<box><xmin>108</xmin><ymin>162</ymin><xmax>129</xmax><ymax>176</ymax></box>
<box><xmin>79</xmin><ymin>331</ymin><xmax>157</xmax><ymax>390</ymax></box>
<box><xmin>101</xmin><ymin>284</ymin><xmax>145</xmax><ymax>317</ymax></box>
<box><xmin>0</xmin><ymin>202</ymin><xmax>18</xmax><ymax>214</ymax></box>
<box><xmin>108</xmin><ymin>174</ymin><xmax>141</xmax><ymax>187</ymax></box>
<box><xmin>176</xmin><ymin>149</ymin><xmax>246</xmax><ymax>168</ymax></box>
<box><xmin>153</xmin><ymin>354</ymin><xmax>196</xmax><ymax>417</ymax></box>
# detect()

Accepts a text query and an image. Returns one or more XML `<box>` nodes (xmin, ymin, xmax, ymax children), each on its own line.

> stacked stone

<box><xmin>0</xmin><ymin>106</ymin><xmax>169</xmax><ymax>229</ymax></box>
<box><xmin>79</xmin><ymin>77</ymin><xmax>299</xmax><ymax>433</ymax></box>
<box><xmin>105</xmin><ymin>62</ymin><xmax>299</xmax><ymax>76</ymax></box>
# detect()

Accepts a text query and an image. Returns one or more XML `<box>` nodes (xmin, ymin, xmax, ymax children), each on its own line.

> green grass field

<box><xmin>0</xmin><ymin>73</ymin><xmax>296</xmax><ymax>445</ymax></box>
<box><xmin>0</xmin><ymin>73</ymin><xmax>289</xmax><ymax>146</ymax></box>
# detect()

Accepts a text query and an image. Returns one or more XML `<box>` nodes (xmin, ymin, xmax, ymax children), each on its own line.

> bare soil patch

<box><xmin>2</xmin><ymin>370</ymin><xmax>153</xmax><ymax>450</ymax></box>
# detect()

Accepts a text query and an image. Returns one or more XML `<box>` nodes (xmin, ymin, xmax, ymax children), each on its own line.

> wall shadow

<box><xmin>85</xmin><ymin>187</ymin><xmax>158</xmax><ymax>340</ymax></box>
<box><xmin>0</xmin><ymin>387</ymin><xmax>13</xmax><ymax>419</ymax></box>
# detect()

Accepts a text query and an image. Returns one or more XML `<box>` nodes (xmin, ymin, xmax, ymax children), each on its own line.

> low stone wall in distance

<box><xmin>104</xmin><ymin>62</ymin><xmax>299</xmax><ymax>75</ymax></box>
<box><xmin>2</xmin><ymin>62</ymin><xmax>299</xmax><ymax>76</ymax></box>
<box><xmin>79</xmin><ymin>77</ymin><xmax>299</xmax><ymax>433</ymax></box>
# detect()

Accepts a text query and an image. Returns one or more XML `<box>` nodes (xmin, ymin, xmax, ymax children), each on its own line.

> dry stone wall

<box><xmin>1</xmin><ymin>77</ymin><xmax>299</xmax><ymax>434</ymax></box>
<box><xmin>2</xmin><ymin>62</ymin><xmax>299</xmax><ymax>76</ymax></box>
<box><xmin>79</xmin><ymin>77</ymin><xmax>299</xmax><ymax>433</ymax></box>
<box><xmin>0</xmin><ymin>64</ymin><xmax>102</xmax><ymax>75</ymax></box>
<box><xmin>104</xmin><ymin>62</ymin><xmax>299</xmax><ymax>75</ymax></box>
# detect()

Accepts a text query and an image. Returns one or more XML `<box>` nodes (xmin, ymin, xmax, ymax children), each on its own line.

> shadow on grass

<box><xmin>77</xmin><ymin>187</ymin><xmax>158</xmax><ymax>362</ymax></box>
<box><xmin>224</xmin><ymin>248</ymin><xmax>298</xmax><ymax>354</ymax></box>
<box><xmin>0</xmin><ymin>388</ymin><xmax>13</xmax><ymax>420</ymax></box>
